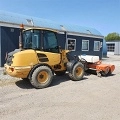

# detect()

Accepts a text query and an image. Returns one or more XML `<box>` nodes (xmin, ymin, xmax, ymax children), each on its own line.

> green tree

<box><xmin>105</xmin><ymin>32</ymin><xmax>120</xmax><ymax>41</ymax></box>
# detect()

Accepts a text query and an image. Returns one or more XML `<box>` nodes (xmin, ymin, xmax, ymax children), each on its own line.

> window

<box><xmin>32</xmin><ymin>35</ymin><xmax>39</xmax><ymax>48</ymax></box>
<box><xmin>107</xmin><ymin>43</ymin><xmax>115</xmax><ymax>52</ymax></box>
<box><xmin>43</xmin><ymin>31</ymin><xmax>58</xmax><ymax>53</ymax></box>
<box><xmin>66</xmin><ymin>38</ymin><xmax>76</xmax><ymax>51</ymax></box>
<box><xmin>23</xmin><ymin>30</ymin><xmax>40</xmax><ymax>49</ymax></box>
<box><xmin>94</xmin><ymin>41</ymin><xmax>100</xmax><ymax>51</ymax></box>
<box><xmin>82</xmin><ymin>40</ymin><xmax>89</xmax><ymax>51</ymax></box>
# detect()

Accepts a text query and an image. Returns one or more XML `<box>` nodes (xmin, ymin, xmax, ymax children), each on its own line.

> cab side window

<box><xmin>43</xmin><ymin>31</ymin><xmax>59</xmax><ymax>53</ymax></box>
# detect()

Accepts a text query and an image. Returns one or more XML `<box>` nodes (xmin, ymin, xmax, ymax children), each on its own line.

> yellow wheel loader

<box><xmin>4</xmin><ymin>26</ymin><xmax>84</xmax><ymax>88</ymax></box>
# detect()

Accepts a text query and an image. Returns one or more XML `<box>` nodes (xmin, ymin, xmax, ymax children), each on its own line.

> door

<box><xmin>42</xmin><ymin>30</ymin><xmax>61</xmax><ymax>64</ymax></box>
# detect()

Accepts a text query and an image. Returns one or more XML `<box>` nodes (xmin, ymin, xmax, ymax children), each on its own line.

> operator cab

<box><xmin>22</xmin><ymin>29</ymin><xmax>59</xmax><ymax>53</ymax></box>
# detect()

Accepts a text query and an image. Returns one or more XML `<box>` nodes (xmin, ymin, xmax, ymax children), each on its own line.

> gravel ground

<box><xmin>0</xmin><ymin>55</ymin><xmax>120</xmax><ymax>120</ymax></box>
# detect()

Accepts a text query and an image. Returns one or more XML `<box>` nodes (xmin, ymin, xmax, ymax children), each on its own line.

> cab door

<box><xmin>42</xmin><ymin>30</ymin><xmax>61</xmax><ymax>65</ymax></box>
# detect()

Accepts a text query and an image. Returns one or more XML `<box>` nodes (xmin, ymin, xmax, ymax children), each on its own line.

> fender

<box><xmin>66</xmin><ymin>60</ymin><xmax>78</xmax><ymax>73</ymax></box>
<box><xmin>28</xmin><ymin>63</ymin><xmax>53</xmax><ymax>79</ymax></box>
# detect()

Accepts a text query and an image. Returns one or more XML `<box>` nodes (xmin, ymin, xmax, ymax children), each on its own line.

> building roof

<box><xmin>0</xmin><ymin>10</ymin><xmax>103</xmax><ymax>38</ymax></box>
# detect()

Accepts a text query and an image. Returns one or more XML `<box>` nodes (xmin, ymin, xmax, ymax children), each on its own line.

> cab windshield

<box><xmin>22</xmin><ymin>30</ymin><xmax>40</xmax><ymax>49</ymax></box>
<box><xmin>22</xmin><ymin>29</ymin><xmax>59</xmax><ymax>53</ymax></box>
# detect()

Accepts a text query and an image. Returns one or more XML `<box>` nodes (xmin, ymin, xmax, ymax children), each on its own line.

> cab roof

<box><xmin>24</xmin><ymin>28</ymin><xmax>58</xmax><ymax>33</ymax></box>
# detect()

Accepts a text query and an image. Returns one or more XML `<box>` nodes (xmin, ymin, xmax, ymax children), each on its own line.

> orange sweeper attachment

<box><xmin>87</xmin><ymin>61</ymin><xmax>115</xmax><ymax>77</ymax></box>
<box><xmin>79</xmin><ymin>55</ymin><xmax>115</xmax><ymax>77</ymax></box>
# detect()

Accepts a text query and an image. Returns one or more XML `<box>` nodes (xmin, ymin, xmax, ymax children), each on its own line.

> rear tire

<box><xmin>30</xmin><ymin>66</ymin><xmax>53</xmax><ymax>89</ymax></box>
<box><xmin>55</xmin><ymin>71</ymin><xmax>66</xmax><ymax>76</ymax></box>
<box><xmin>68</xmin><ymin>62</ymin><xmax>84</xmax><ymax>81</ymax></box>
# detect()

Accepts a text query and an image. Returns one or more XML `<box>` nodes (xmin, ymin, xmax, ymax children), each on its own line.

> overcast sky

<box><xmin>0</xmin><ymin>0</ymin><xmax>119</xmax><ymax>36</ymax></box>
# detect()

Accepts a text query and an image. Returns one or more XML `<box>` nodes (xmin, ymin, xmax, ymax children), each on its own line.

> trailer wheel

<box><xmin>104</xmin><ymin>69</ymin><xmax>112</xmax><ymax>76</ymax></box>
<box><xmin>106</xmin><ymin>70</ymin><xmax>112</xmax><ymax>76</ymax></box>
<box><xmin>69</xmin><ymin>62</ymin><xmax>84</xmax><ymax>81</ymax></box>
<box><xmin>101</xmin><ymin>66</ymin><xmax>110</xmax><ymax>76</ymax></box>
<box><xmin>55</xmin><ymin>71</ymin><xmax>66</xmax><ymax>76</ymax></box>
<box><xmin>30</xmin><ymin>66</ymin><xmax>53</xmax><ymax>89</ymax></box>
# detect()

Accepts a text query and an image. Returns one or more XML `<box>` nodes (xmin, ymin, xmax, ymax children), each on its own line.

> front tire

<box><xmin>68</xmin><ymin>62</ymin><xmax>84</xmax><ymax>81</ymax></box>
<box><xmin>30</xmin><ymin>66</ymin><xmax>53</xmax><ymax>89</ymax></box>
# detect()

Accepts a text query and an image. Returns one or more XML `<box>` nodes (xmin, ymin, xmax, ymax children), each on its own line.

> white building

<box><xmin>106</xmin><ymin>41</ymin><xmax>120</xmax><ymax>55</ymax></box>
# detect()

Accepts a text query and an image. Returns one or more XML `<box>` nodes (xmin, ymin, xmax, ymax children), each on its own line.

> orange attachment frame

<box><xmin>87</xmin><ymin>61</ymin><xmax>115</xmax><ymax>75</ymax></box>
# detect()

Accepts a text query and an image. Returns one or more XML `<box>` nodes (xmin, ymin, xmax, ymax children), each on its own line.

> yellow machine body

<box><xmin>4</xmin><ymin>49</ymin><xmax>68</xmax><ymax>78</ymax></box>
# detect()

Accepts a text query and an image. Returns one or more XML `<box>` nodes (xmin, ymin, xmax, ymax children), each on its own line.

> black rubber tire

<box><xmin>30</xmin><ymin>66</ymin><xmax>53</xmax><ymax>89</ymax></box>
<box><xmin>101</xmin><ymin>66</ymin><xmax>110</xmax><ymax>76</ymax></box>
<box><xmin>68</xmin><ymin>62</ymin><xmax>84</xmax><ymax>81</ymax></box>
<box><xmin>55</xmin><ymin>71</ymin><xmax>66</xmax><ymax>76</ymax></box>
<box><xmin>106</xmin><ymin>70</ymin><xmax>112</xmax><ymax>76</ymax></box>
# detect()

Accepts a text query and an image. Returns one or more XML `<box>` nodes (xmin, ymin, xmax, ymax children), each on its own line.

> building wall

<box><xmin>0</xmin><ymin>27</ymin><xmax>1</xmax><ymax>66</ymax></box>
<box><xmin>1</xmin><ymin>26</ymin><xmax>19</xmax><ymax>66</ymax></box>
<box><xmin>106</xmin><ymin>41</ymin><xmax>120</xmax><ymax>55</ymax></box>
<box><xmin>69</xmin><ymin>35</ymin><xmax>103</xmax><ymax>58</ymax></box>
<box><xmin>57</xmin><ymin>33</ymin><xmax>103</xmax><ymax>59</ymax></box>
<box><xmin>102</xmin><ymin>39</ymin><xmax>107</xmax><ymax>57</ymax></box>
<box><xmin>115</xmin><ymin>42</ymin><xmax>120</xmax><ymax>55</ymax></box>
<box><xmin>56</xmin><ymin>33</ymin><xmax>65</xmax><ymax>49</ymax></box>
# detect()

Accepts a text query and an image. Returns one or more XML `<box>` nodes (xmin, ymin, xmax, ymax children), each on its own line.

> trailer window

<box><xmin>66</xmin><ymin>39</ymin><xmax>76</xmax><ymax>51</ymax></box>
<box><xmin>82</xmin><ymin>40</ymin><xmax>89</xmax><ymax>51</ymax></box>
<box><xmin>94</xmin><ymin>41</ymin><xmax>100</xmax><ymax>51</ymax></box>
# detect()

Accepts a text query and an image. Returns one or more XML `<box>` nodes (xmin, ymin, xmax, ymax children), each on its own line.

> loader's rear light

<box><xmin>20</xmin><ymin>24</ymin><xmax>24</xmax><ymax>29</ymax></box>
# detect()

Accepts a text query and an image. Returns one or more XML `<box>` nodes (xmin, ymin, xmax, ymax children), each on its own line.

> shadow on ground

<box><xmin>85</xmin><ymin>69</ymin><xmax>116</xmax><ymax>77</ymax></box>
<box><xmin>15</xmin><ymin>79</ymin><xmax>33</xmax><ymax>89</ymax></box>
<box><xmin>15</xmin><ymin>74</ymin><xmax>88</xmax><ymax>89</ymax></box>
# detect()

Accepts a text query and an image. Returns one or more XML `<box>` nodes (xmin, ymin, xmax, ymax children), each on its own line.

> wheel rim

<box><xmin>76</xmin><ymin>67</ymin><xmax>83</xmax><ymax>77</ymax></box>
<box><xmin>37</xmin><ymin>71</ymin><xmax>48</xmax><ymax>84</ymax></box>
